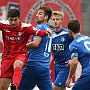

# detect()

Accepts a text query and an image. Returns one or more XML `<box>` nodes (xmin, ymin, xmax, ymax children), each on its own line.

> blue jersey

<box><xmin>27</xmin><ymin>24</ymin><xmax>52</xmax><ymax>67</ymax></box>
<box><xmin>69</xmin><ymin>34</ymin><xmax>90</xmax><ymax>74</ymax></box>
<box><xmin>19</xmin><ymin>23</ymin><xmax>52</xmax><ymax>90</ymax></box>
<box><xmin>52</xmin><ymin>28</ymin><xmax>73</xmax><ymax>64</ymax></box>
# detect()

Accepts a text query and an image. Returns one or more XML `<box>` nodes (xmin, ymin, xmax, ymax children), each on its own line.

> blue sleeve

<box><xmin>69</xmin><ymin>44</ymin><xmax>78</xmax><ymax>59</ymax></box>
<box><xmin>71</xmin><ymin>52</ymin><xmax>78</xmax><ymax>59</ymax></box>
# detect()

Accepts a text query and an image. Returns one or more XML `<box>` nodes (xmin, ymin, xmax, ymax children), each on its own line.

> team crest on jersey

<box><xmin>61</xmin><ymin>37</ymin><xmax>65</xmax><ymax>42</ymax></box>
<box><xmin>18</xmin><ymin>32</ymin><xmax>22</xmax><ymax>36</ymax></box>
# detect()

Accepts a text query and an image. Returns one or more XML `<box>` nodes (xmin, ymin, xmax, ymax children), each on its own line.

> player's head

<box><xmin>7</xmin><ymin>9</ymin><xmax>20</xmax><ymax>29</ymax></box>
<box><xmin>36</xmin><ymin>6</ymin><xmax>52</xmax><ymax>24</ymax></box>
<box><xmin>51</xmin><ymin>11</ymin><xmax>64</xmax><ymax>29</ymax></box>
<box><xmin>68</xmin><ymin>19</ymin><xmax>80</xmax><ymax>38</ymax></box>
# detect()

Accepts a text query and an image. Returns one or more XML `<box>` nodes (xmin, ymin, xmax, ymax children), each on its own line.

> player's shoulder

<box><xmin>70</xmin><ymin>38</ymin><xmax>78</xmax><ymax>49</ymax></box>
<box><xmin>36</xmin><ymin>24</ymin><xmax>43</xmax><ymax>28</ymax></box>
<box><xmin>61</xmin><ymin>28</ymin><xmax>69</xmax><ymax>33</ymax></box>
<box><xmin>21</xmin><ymin>23</ymin><xmax>32</xmax><ymax>27</ymax></box>
<box><xmin>36</xmin><ymin>24</ymin><xmax>48</xmax><ymax>30</ymax></box>
<box><xmin>57</xmin><ymin>28</ymin><xmax>69</xmax><ymax>37</ymax></box>
<box><xmin>36</xmin><ymin>24</ymin><xmax>47</xmax><ymax>27</ymax></box>
<box><xmin>0</xmin><ymin>20</ymin><xmax>9</xmax><ymax>25</ymax></box>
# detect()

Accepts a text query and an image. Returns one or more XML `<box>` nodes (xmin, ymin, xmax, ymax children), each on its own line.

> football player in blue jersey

<box><xmin>18</xmin><ymin>6</ymin><xmax>52</xmax><ymax>90</ymax></box>
<box><xmin>51</xmin><ymin>11</ymin><xmax>73</xmax><ymax>90</ymax></box>
<box><xmin>66</xmin><ymin>19</ymin><xmax>90</xmax><ymax>90</ymax></box>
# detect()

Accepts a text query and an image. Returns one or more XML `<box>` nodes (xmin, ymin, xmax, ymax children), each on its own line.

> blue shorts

<box><xmin>72</xmin><ymin>73</ymin><xmax>90</xmax><ymax>90</ymax></box>
<box><xmin>19</xmin><ymin>63</ymin><xmax>52</xmax><ymax>90</ymax></box>
<box><xmin>54</xmin><ymin>63</ymin><xmax>69</xmax><ymax>87</ymax></box>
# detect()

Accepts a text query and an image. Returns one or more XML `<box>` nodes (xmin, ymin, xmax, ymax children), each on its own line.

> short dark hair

<box><xmin>68</xmin><ymin>19</ymin><xmax>80</xmax><ymax>33</ymax></box>
<box><xmin>7</xmin><ymin>9</ymin><xmax>20</xmax><ymax>18</ymax></box>
<box><xmin>39</xmin><ymin>6</ymin><xmax>52</xmax><ymax>21</ymax></box>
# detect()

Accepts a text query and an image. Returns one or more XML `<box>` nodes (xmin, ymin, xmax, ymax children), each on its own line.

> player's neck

<box><xmin>42</xmin><ymin>21</ymin><xmax>48</xmax><ymax>24</ymax></box>
<box><xmin>55</xmin><ymin>26</ymin><xmax>62</xmax><ymax>32</ymax></box>
<box><xmin>73</xmin><ymin>33</ymin><xmax>80</xmax><ymax>39</ymax></box>
<box><xmin>37</xmin><ymin>20</ymin><xmax>48</xmax><ymax>24</ymax></box>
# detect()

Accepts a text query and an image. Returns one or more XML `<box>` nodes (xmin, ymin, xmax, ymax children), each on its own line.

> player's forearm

<box><xmin>68</xmin><ymin>62</ymin><xmax>77</xmax><ymax>79</ymax></box>
<box><xmin>68</xmin><ymin>57</ymin><xmax>78</xmax><ymax>79</ymax></box>
<box><xmin>67</xmin><ymin>52</ymin><xmax>79</xmax><ymax>79</ymax></box>
<box><xmin>26</xmin><ymin>37</ymin><xmax>41</xmax><ymax>50</ymax></box>
<box><xmin>26</xmin><ymin>42</ymin><xmax>36</xmax><ymax>50</ymax></box>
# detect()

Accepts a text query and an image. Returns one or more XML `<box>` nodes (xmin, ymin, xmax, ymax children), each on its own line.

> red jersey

<box><xmin>0</xmin><ymin>20</ymin><xmax>47</xmax><ymax>58</ymax></box>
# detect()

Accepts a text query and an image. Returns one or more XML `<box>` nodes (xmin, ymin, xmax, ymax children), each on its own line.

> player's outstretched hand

<box><xmin>47</xmin><ymin>29</ymin><xmax>52</xmax><ymax>36</ymax></box>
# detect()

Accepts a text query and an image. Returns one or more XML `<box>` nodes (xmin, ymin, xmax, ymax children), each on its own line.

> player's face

<box><xmin>52</xmin><ymin>15</ymin><xmax>62</xmax><ymax>29</ymax></box>
<box><xmin>36</xmin><ymin>9</ymin><xmax>46</xmax><ymax>24</ymax></box>
<box><xmin>8</xmin><ymin>17</ymin><xmax>20</xmax><ymax>29</ymax></box>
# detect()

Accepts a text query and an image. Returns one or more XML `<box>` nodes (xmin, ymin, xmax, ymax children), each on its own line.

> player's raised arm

<box><xmin>27</xmin><ymin>25</ymin><xmax>52</xmax><ymax>37</ymax></box>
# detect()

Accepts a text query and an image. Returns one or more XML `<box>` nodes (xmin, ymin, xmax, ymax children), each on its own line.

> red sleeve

<box><xmin>0</xmin><ymin>20</ymin><xmax>9</xmax><ymax>30</ymax></box>
<box><xmin>27</xmin><ymin>25</ymin><xmax>48</xmax><ymax>37</ymax></box>
<box><xmin>0</xmin><ymin>23</ymin><xmax>3</xmax><ymax>30</ymax></box>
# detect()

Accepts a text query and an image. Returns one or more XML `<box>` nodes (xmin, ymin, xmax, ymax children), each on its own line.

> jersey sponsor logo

<box><xmin>6</xmin><ymin>36</ymin><xmax>20</xmax><ymax>41</ymax></box>
<box><xmin>52</xmin><ymin>44</ymin><xmax>64</xmax><ymax>51</ymax></box>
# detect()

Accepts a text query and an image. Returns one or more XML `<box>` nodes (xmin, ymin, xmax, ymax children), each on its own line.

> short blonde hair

<box><xmin>53</xmin><ymin>11</ymin><xmax>64</xmax><ymax>16</ymax></box>
<box><xmin>52</xmin><ymin>11</ymin><xmax>64</xmax><ymax>20</ymax></box>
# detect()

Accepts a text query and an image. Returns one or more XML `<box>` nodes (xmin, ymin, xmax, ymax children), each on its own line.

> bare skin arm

<box><xmin>26</xmin><ymin>37</ymin><xmax>42</xmax><ymax>50</ymax></box>
<box><xmin>66</xmin><ymin>57</ymin><xmax>78</xmax><ymax>88</ymax></box>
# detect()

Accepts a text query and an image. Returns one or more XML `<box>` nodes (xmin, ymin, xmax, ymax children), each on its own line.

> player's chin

<box><xmin>54</xmin><ymin>25</ymin><xmax>58</xmax><ymax>28</ymax></box>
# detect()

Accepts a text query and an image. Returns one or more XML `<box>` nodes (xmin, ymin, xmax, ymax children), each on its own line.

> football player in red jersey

<box><xmin>0</xmin><ymin>9</ymin><xmax>52</xmax><ymax>90</ymax></box>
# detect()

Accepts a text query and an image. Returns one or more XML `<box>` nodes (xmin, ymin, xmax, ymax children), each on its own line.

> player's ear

<box><xmin>44</xmin><ymin>15</ymin><xmax>48</xmax><ymax>20</ymax></box>
<box><xmin>60</xmin><ymin>17</ymin><xmax>64</xmax><ymax>23</ymax></box>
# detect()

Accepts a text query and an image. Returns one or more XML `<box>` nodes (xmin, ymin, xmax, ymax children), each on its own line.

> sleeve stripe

<box><xmin>36</xmin><ymin>30</ymin><xmax>39</xmax><ymax>35</ymax></box>
<box><xmin>71</xmin><ymin>52</ymin><xmax>78</xmax><ymax>58</ymax></box>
